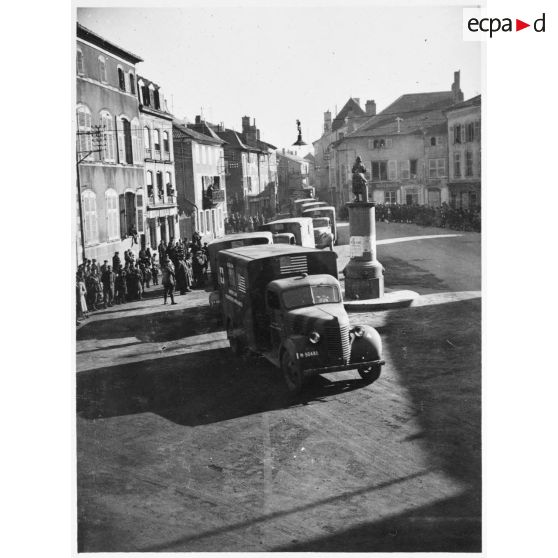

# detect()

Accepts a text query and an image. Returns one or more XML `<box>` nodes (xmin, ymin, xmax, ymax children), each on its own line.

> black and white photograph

<box><xmin>73</xmin><ymin>1</ymin><xmax>484</xmax><ymax>552</ymax></box>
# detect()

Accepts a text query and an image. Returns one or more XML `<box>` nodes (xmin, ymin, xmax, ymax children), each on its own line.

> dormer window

<box><xmin>142</xmin><ymin>85</ymin><xmax>150</xmax><ymax>106</ymax></box>
<box><xmin>153</xmin><ymin>89</ymin><xmax>160</xmax><ymax>110</ymax></box>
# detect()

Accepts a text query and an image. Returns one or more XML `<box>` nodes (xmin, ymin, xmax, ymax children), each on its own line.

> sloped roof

<box><xmin>445</xmin><ymin>94</ymin><xmax>481</xmax><ymax>113</ymax></box>
<box><xmin>77</xmin><ymin>23</ymin><xmax>143</xmax><ymax>64</ymax></box>
<box><xmin>172</xmin><ymin>120</ymin><xmax>225</xmax><ymax>145</ymax></box>
<box><xmin>346</xmin><ymin>91</ymin><xmax>457</xmax><ymax>139</ymax></box>
<box><xmin>332</xmin><ymin>98</ymin><xmax>366</xmax><ymax>131</ymax></box>
<box><xmin>276</xmin><ymin>150</ymin><xmax>306</xmax><ymax>164</ymax></box>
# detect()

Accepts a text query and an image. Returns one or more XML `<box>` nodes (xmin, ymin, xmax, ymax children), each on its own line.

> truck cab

<box><xmin>218</xmin><ymin>245</ymin><xmax>384</xmax><ymax>393</ymax></box>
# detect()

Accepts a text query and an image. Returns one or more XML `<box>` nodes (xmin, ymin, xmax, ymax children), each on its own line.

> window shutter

<box><xmin>116</xmin><ymin>117</ymin><xmax>125</xmax><ymax>163</ymax></box>
<box><xmin>461</xmin><ymin>126</ymin><xmax>465</xmax><ymax>144</ymax></box>
<box><xmin>119</xmin><ymin>194</ymin><xmax>127</xmax><ymax>238</ymax></box>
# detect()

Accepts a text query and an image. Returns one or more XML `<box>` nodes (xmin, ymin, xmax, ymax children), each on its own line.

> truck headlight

<box><xmin>309</xmin><ymin>331</ymin><xmax>321</xmax><ymax>344</ymax></box>
<box><xmin>353</xmin><ymin>326</ymin><xmax>365</xmax><ymax>338</ymax></box>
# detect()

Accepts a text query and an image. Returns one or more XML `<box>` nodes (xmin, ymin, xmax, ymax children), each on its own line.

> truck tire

<box><xmin>281</xmin><ymin>349</ymin><xmax>303</xmax><ymax>394</ymax></box>
<box><xmin>358</xmin><ymin>363</ymin><xmax>382</xmax><ymax>383</ymax></box>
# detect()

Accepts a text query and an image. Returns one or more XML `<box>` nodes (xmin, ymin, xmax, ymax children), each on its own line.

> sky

<box><xmin>77</xmin><ymin>2</ymin><xmax>481</xmax><ymax>156</ymax></box>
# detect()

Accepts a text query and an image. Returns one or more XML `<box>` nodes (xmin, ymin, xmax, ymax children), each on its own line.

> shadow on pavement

<box><xmin>77</xmin><ymin>348</ymin><xmax>371</xmax><ymax>426</ymax></box>
<box><xmin>277</xmin><ymin>490</ymin><xmax>480</xmax><ymax>552</ymax></box>
<box><xmin>76</xmin><ymin>304</ymin><xmax>221</xmax><ymax>343</ymax></box>
<box><xmin>377</xmin><ymin>254</ymin><xmax>449</xmax><ymax>293</ymax></box>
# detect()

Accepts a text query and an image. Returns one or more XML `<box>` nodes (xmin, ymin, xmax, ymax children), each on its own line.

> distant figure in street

<box><xmin>101</xmin><ymin>265</ymin><xmax>116</xmax><ymax>308</ymax></box>
<box><xmin>77</xmin><ymin>274</ymin><xmax>88</xmax><ymax>320</ymax></box>
<box><xmin>129</xmin><ymin>225</ymin><xmax>138</xmax><ymax>246</ymax></box>
<box><xmin>115</xmin><ymin>269</ymin><xmax>127</xmax><ymax>305</ymax></box>
<box><xmin>112</xmin><ymin>251</ymin><xmax>122</xmax><ymax>273</ymax></box>
<box><xmin>176</xmin><ymin>257</ymin><xmax>191</xmax><ymax>295</ymax></box>
<box><xmin>151</xmin><ymin>259</ymin><xmax>159</xmax><ymax>285</ymax></box>
<box><xmin>161</xmin><ymin>259</ymin><xmax>177</xmax><ymax>305</ymax></box>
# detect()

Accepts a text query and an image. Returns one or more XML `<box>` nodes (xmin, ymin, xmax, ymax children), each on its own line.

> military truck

<box><xmin>207</xmin><ymin>231</ymin><xmax>273</xmax><ymax>289</ymax></box>
<box><xmin>259</xmin><ymin>218</ymin><xmax>315</xmax><ymax>248</ymax></box>
<box><xmin>217</xmin><ymin>244</ymin><xmax>384</xmax><ymax>393</ymax></box>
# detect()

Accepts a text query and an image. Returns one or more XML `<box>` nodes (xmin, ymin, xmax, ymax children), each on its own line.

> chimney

<box><xmin>241</xmin><ymin>116</ymin><xmax>250</xmax><ymax>132</ymax></box>
<box><xmin>324</xmin><ymin>110</ymin><xmax>332</xmax><ymax>132</ymax></box>
<box><xmin>452</xmin><ymin>70</ymin><xmax>464</xmax><ymax>104</ymax></box>
<box><xmin>365</xmin><ymin>100</ymin><xmax>376</xmax><ymax>116</ymax></box>
<box><xmin>256</xmin><ymin>129</ymin><xmax>260</xmax><ymax>141</ymax></box>
<box><xmin>195</xmin><ymin>115</ymin><xmax>201</xmax><ymax>124</ymax></box>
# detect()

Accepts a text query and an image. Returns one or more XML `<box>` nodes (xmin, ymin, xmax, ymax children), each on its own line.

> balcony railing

<box><xmin>148</xmin><ymin>194</ymin><xmax>176</xmax><ymax>206</ymax></box>
<box><xmin>144</xmin><ymin>148</ymin><xmax>172</xmax><ymax>162</ymax></box>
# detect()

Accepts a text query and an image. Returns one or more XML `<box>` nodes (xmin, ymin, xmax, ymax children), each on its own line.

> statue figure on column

<box><xmin>351</xmin><ymin>156</ymin><xmax>368</xmax><ymax>202</ymax></box>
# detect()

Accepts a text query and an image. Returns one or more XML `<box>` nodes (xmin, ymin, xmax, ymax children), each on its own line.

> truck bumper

<box><xmin>303</xmin><ymin>359</ymin><xmax>385</xmax><ymax>375</ymax></box>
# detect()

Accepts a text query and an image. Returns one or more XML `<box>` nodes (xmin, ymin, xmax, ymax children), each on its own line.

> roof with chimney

<box><xmin>77</xmin><ymin>23</ymin><xmax>143</xmax><ymax>64</ymax></box>
<box><xmin>341</xmin><ymin>90</ymin><xmax>460</xmax><ymax>141</ymax></box>
<box><xmin>172</xmin><ymin>119</ymin><xmax>225</xmax><ymax>145</ymax></box>
<box><xmin>331</xmin><ymin>98</ymin><xmax>366</xmax><ymax>132</ymax></box>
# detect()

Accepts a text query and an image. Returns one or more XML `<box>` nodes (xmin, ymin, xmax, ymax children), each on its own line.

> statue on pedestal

<box><xmin>351</xmin><ymin>156</ymin><xmax>368</xmax><ymax>202</ymax></box>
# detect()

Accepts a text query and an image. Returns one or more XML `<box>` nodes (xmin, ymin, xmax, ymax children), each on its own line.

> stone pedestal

<box><xmin>344</xmin><ymin>202</ymin><xmax>384</xmax><ymax>299</ymax></box>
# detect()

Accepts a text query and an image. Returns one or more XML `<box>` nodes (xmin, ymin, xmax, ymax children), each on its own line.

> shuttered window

<box><xmin>136</xmin><ymin>190</ymin><xmax>144</xmax><ymax>233</ymax></box>
<box><xmin>118</xmin><ymin>67</ymin><xmax>126</xmax><ymax>91</ymax></box>
<box><xmin>82</xmin><ymin>190</ymin><xmax>98</xmax><ymax>244</ymax></box>
<box><xmin>100</xmin><ymin>111</ymin><xmax>115</xmax><ymax>162</ymax></box>
<box><xmin>131</xmin><ymin>118</ymin><xmax>141</xmax><ymax>163</ymax></box>
<box><xmin>98</xmin><ymin>56</ymin><xmax>107</xmax><ymax>83</ymax></box>
<box><xmin>398</xmin><ymin>160</ymin><xmax>410</xmax><ymax>180</ymax></box>
<box><xmin>105</xmin><ymin>189</ymin><xmax>119</xmax><ymax>240</ymax></box>
<box><xmin>387</xmin><ymin>160</ymin><xmax>397</xmax><ymax>181</ymax></box>
<box><xmin>76</xmin><ymin>49</ymin><xmax>84</xmax><ymax>75</ymax></box>
<box><xmin>77</xmin><ymin>105</ymin><xmax>92</xmax><ymax>158</ymax></box>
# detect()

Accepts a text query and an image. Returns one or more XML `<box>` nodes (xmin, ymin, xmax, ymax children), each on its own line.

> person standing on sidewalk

<box><xmin>101</xmin><ymin>265</ymin><xmax>115</xmax><ymax>308</ymax></box>
<box><xmin>161</xmin><ymin>258</ymin><xmax>177</xmax><ymax>305</ymax></box>
<box><xmin>77</xmin><ymin>273</ymin><xmax>89</xmax><ymax>320</ymax></box>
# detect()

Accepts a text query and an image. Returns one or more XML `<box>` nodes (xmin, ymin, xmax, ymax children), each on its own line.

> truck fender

<box><xmin>350</xmin><ymin>325</ymin><xmax>383</xmax><ymax>362</ymax></box>
<box><xmin>279</xmin><ymin>336</ymin><xmax>308</xmax><ymax>362</ymax></box>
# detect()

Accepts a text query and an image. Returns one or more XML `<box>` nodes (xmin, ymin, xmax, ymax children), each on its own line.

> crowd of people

<box><xmin>76</xmin><ymin>233</ymin><xmax>209</xmax><ymax>322</ymax></box>
<box><xmin>224</xmin><ymin>212</ymin><xmax>270</xmax><ymax>234</ymax></box>
<box><xmin>374</xmin><ymin>203</ymin><xmax>481</xmax><ymax>232</ymax></box>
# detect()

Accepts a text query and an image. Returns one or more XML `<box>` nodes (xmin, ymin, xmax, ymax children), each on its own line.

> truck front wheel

<box><xmin>358</xmin><ymin>364</ymin><xmax>382</xmax><ymax>383</ymax></box>
<box><xmin>281</xmin><ymin>350</ymin><xmax>303</xmax><ymax>393</ymax></box>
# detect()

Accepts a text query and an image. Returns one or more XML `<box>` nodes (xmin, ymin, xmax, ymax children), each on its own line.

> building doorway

<box><xmin>428</xmin><ymin>189</ymin><xmax>441</xmax><ymax>207</ymax></box>
<box><xmin>119</xmin><ymin>192</ymin><xmax>137</xmax><ymax>238</ymax></box>
<box><xmin>160</xmin><ymin>217</ymin><xmax>168</xmax><ymax>243</ymax></box>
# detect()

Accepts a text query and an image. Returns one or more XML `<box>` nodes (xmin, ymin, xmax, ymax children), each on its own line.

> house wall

<box><xmin>76</xmin><ymin>38</ymin><xmax>146</xmax><ymax>263</ymax></box>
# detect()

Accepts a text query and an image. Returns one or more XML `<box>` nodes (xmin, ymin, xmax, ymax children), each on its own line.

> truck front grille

<box><xmin>325</xmin><ymin>324</ymin><xmax>351</xmax><ymax>363</ymax></box>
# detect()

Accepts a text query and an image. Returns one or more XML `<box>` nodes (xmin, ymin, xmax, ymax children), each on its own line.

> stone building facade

<box><xmin>137</xmin><ymin>75</ymin><xmax>179</xmax><ymax>245</ymax></box>
<box><xmin>76</xmin><ymin>23</ymin><xmax>146</xmax><ymax>263</ymax></box>
<box><xmin>445</xmin><ymin>95</ymin><xmax>481</xmax><ymax>209</ymax></box>
<box><xmin>172</xmin><ymin>120</ymin><xmax>227</xmax><ymax>242</ymax></box>
<box><xmin>331</xmin><ymin>72</ymin><xmax>464</xmax><ymax>208</ymax></box>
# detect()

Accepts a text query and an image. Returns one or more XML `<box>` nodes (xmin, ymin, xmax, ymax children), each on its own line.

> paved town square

<box><xmin>74</xmin><ymin>6</ymin><xmax>483</xmax><ymax>553</ymax></box>
<box><xmin>77</xmin><ymin>222</ymin><xmax>481</xmax><ymax>552</ymax></box>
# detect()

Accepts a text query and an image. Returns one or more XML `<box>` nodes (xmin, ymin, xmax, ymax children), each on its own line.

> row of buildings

<box><xmin>312</xmin><ymin>71</ymin><xmax>481</xmax><ymax>211</ymax></box>
<box><xmin>76</xmin><ymin>23</ymin><xmax>291</xmax><ymax>263</ymax></box>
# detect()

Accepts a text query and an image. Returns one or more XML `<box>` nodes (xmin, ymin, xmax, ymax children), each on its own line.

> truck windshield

<box><xmin>313</xmin><ymin>218</ymin><xmax>330</xmax><ymax>228</ymax></box>
<box><xmin>282</xmin><ymin>285</ymin><xmax>340</xmax><ymax>309</ymax></box>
